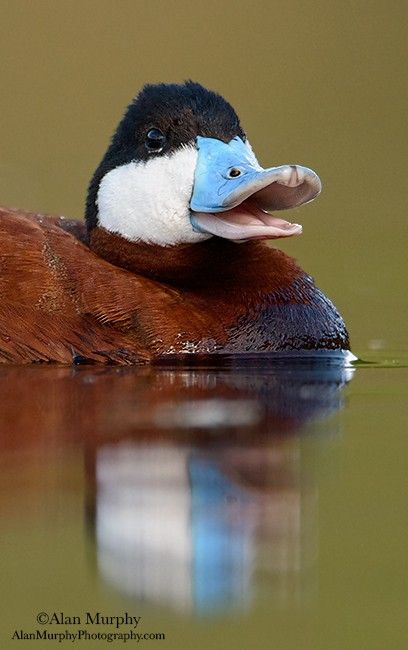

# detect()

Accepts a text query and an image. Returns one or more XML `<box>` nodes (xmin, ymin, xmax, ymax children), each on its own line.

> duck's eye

<box><xmin>227</xmin><ymin>167</ymin><xmax>243</xmax><ymax>178</ymax></box>
<box><xmin>145</xmin><ymin>128</ymin><xmax>166</xmax><ymax>153</ymax></box>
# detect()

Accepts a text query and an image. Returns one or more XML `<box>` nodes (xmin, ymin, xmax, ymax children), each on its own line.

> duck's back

<box><xmin>0</xmin><ymin>208</ymin><xmax>152</xmax><ymax>364</ymax></box>
<box><xmin>0</xmin><ymin>209</ymin><xmax>349</xmax><ymax>364</ymax></box>
<box><xmin>224</xmin><ymin>275</ymin><xmax>349</xmax><ymax>353</ymax></box>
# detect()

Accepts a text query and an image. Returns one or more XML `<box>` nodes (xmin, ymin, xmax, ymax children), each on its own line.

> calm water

<box><xmin>1</xmin><ymin>357</ymin><xmax>407</xmax><ymax>649</ymax></box>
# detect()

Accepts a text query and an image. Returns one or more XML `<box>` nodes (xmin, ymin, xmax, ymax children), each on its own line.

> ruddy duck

<box><xmin>0</xmin><ymin>81</ymin><xmax>349</xmax><ymax>364</ymax></box>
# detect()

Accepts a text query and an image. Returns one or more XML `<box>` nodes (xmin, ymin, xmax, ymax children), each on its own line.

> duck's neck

<box><xmin>89</xmin><ymin>226</ymin><xmax>303</xmax><ymax>293</ymax></box>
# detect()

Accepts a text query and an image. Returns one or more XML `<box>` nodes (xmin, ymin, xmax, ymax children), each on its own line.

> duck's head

<box><xmin>86</xmin><ymin>81</ymin><xmax>321</xmax><ymax>247</ymax></box>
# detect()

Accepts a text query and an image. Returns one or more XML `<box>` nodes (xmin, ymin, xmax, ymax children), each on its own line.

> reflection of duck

<box><xmin>94</xmin><ymin>441</ymin><xmax>311</xmax><ymax>614</ymax></box>
<box><xmin>82</xmin><ymin>361</ymin><xmax>354</xmax><ymax>614</ymax></box>
<box><xmin>88</xmin><ymin>357</ymin><xmax>354</xmax><ymax>439</ymax></box>
<box><xmin>0</xmin><ymin>82</ymin><xmax>349</xmax><ymax>364</ymax></box>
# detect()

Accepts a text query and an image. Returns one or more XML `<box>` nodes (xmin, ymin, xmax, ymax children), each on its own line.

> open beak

<box><xmin>190</xmin><ymin>136</ymin><xmax>321</xmax><ymax>241</ymax></box>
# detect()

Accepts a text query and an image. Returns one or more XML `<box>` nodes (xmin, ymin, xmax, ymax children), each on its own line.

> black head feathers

<box><xmin>86</xmin><ymin>81</ymin><xmax>245</xmax><ymax>231</ymax></box>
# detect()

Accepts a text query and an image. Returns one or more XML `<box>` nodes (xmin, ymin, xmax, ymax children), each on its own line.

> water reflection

<box><xmin>0</xmin><ymin>358</ymin><xmax>353</xmax><ymax>615</ymax></box>
<box><xmin>94</xmin><ymin>441</ymin><xmax>307</xmax><ymax>614</ymax></box>
<box><xmin>83</xmin><ymin>356</ymin><xmax>353</xmax><ymax>614</ymax></box>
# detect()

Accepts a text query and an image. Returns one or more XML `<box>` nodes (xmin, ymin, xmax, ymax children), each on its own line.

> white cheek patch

<box><xmin>96</xmin><ymin>145</ymin><xmax>211</xmax><ymax>246</ymax></box>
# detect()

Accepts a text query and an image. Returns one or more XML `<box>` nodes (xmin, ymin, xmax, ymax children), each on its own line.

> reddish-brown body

<box><xmin>0</xmin><ymin>207</ymin><xmax>349</xmax><ymax>364</ymax></box>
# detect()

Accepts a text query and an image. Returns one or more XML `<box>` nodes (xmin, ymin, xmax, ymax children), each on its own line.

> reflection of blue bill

<box><xmin>189</xmin><ymin>457</ymin><xmax>253</xmax><ymax>614</ymax></box>
<box><xmin>93</xmin><ymin>360</ymin><xmax>352</xmax><ymax>615</ymax></box>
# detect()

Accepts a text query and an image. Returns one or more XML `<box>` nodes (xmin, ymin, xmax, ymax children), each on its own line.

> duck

<box><xmin>0</xmin><ymin>81</ymin><xmax>350</xmax><ymax>365</ymax></box>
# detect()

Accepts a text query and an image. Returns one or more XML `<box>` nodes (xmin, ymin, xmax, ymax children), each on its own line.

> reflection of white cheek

<box><xmin>96</xmin><ymin>444</ymin><xmax>194</xmax><ymax>609</ymax></box>
<box><xmin>94</xmin><ymin>442</ymin><xmax>255</xmax><ymax>613</ymax></box>
<box><xmin>96</xmin><ymin>146</ymin><xmax>210</xmax><ymax>246</ymax></box>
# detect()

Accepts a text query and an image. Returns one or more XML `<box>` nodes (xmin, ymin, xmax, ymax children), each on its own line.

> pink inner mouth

<box><xmin>192</xmin><ymin>199</ymin><xmax>302</xmax><ymax>241</ymax></box>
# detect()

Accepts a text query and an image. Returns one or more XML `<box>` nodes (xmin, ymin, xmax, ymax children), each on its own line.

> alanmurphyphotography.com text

<box><xmin>11</xmin><ymin>611</ymin><xmax>166</xmax><ymax>643</ymax></box>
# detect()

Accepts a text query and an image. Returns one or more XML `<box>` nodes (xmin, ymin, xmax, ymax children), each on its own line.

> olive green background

<box><xmin>1</xmin><ymin>0</ymin><xmax>407</xmax><ymax>353</ymax></box>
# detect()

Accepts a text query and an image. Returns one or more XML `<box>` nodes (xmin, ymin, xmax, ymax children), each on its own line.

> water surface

<box><xmin>1</xmin><ymin>358</ymin><xmax>407</xmax><ymax>649</ymax></box>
